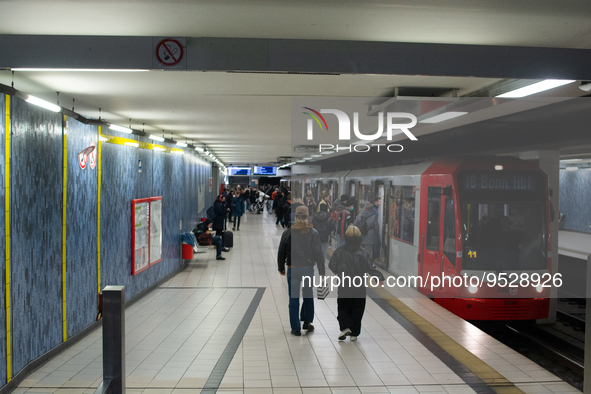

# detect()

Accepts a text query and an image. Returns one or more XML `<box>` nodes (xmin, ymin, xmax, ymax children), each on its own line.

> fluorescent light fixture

<box><xmin>99</xmin><ymin>136</ymin><xmax>109</xmax><ymax>142</ymax></box>
<box><xmin>25</xmin><ymin>95</ymin><xmax>61</xmax><ymax>112</ymax></box>
<box><xmin>494</xmin><ymin>165</ymin><xmax>503</xmax><ymax>171</ymax></box>
<box><xmin>303</xmin><ymin>157</ymin><xmax>313</xmax><ymax>161</ymax></box>
<box><xmin>560</xmin><ymin>159</ymin><xmax>583</xmax><ymax>163</ymax></box>
<box><xmin>173</xmin><ymin>151</ymin><xmax>184</xmax><ymax>155</ymax></box>
<box><xmin>176</xmin><ymin>142</ymin><xmax>188</xmax><ymax>148</ymax></box>
<box><xmin>496</xmin><ymin>79</ymin><xmax>576</xmax><ymax>98</ymax></box>
<box><xmin>154</xmin><ymin>147</ymin><xmax>165</xmax><ymax>151</ymax></box>
<box><xmin>12</xmin><ymin>68</ymin><xmax>149</xmax><ymax>72</ymax></box>
<box><xmin>321</xmin><ymin>151</ymin><xmax>335</xmax><ymax>155</ymax></box>
<box><xmin>195</xmin><ymin>147</ymin><xmax>204</xmax><ymax>152</ymax></box>
<box><xmin>311</xmin><ymin>154</ymin><xmax>322</xmax><ymax>158</ymax></box>
<box><xmin>297</xmin><ymin>160</ymin><xmax>305</xmax><ymax>163</ymax></box>
<box><xmin>149</xmin><ymin>135</ymin><xmax>165</xmax><ymax>142</ymax></box>
<box><xmin>565</xmin><ymin>166</ymin><xmax>578</xmax><ymax>171</ymax></box>
<box><xmin>124</xmin><ymin>142</ymin><xmax>139</xmax><ymax>148</ymax></box>
<box><xmin>420</xmin><ymin>112</ymin><xmax>468</xmax><ymax>124</ymax></box>
<box><xmin>109</xmin><ymin>124</ymin><xmax>132</xmax><ymax>134</ymax></box>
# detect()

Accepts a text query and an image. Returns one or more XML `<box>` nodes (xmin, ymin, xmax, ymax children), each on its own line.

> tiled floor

<box><xmin>16</xmin><ymin>212</ymin><xmax>581</xmax><ymax>393</ymax></box>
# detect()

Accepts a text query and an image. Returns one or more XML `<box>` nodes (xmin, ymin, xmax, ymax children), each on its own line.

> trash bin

<box><xmin>181</xmin><ymin>232</ymin><xmax>196</xmax><ymax>259</ymax></box>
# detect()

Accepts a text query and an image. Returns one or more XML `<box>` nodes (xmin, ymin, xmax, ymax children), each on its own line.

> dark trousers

<box><xmin>337</xmin><ymin>298</ymin><xmax>366</xmax><ymax>336</ymax></box>
<box><xmin>233</xmin><ymin>216</ymin><xmax>241</xmax><ymax>229</ymax></box>
<box><xmin>287</xmin><ymin>266</ymin><xmax>314</xmax><ymax>332</ymax></box>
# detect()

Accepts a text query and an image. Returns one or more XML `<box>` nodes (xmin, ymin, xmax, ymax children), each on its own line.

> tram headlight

<box><xmin>536</xmin><ymin>285</ymin><xmax>544</xmax><ymax>293</ymax></box>
<box><xmin>468</xmin><ymin>285</ymin><xmax>478</xmax><ymax>294</ymax></box>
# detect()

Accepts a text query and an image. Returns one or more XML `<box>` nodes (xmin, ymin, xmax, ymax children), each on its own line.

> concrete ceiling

<box><xmin>1</xmin><ymin>1</ymin><xmax>590</xmax><ymax>165</ymax></box>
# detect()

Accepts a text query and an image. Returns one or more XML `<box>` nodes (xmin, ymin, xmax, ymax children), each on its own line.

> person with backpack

<box><xmin>332</xmin><ymin>195</ymin><xmax>355</xmax><ymax>248</ymax></box>
<box><xmin>277</xmin><ymin>206</ymin><xmax>325</xmax><ymax>336</ymax></box>
<box><xmin>232</xmin><ymin>187</ymin><xmax>245</xmax><ymax>231</ymax></box>
<box><xmin>317</xmin><ymin>192</ymin><xmax>331</xmax><ymax>213</ymax></box>
<box><xmin>312</xmin><ymin>203</ymin><xmax>332</xmax><ymax>262</ymax></box>
<box><xmin>354</xmin><ymin>202</ymin><xmax>380</xmax><ymax>259</ymax></box>
<box><xmin>243</xmin><ymin>187</ymin><xmax>251</xmax><ymax>212</ymax></box>
<box><xmin>329</xmin><ymin>225</ymin><xmax>385</xmax><ymax>341</ymax></box>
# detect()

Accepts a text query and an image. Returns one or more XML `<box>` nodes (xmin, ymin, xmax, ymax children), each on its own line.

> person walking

<box><xmin>226</xmin><ymin>190</ymin><xmax>234</xmax><ymax>224</ymax></box>
<box><xmin>277</xmin><ymin>206</ymin><xmax>325</xmax><ymax>336</ymax></box>
<box><xmin>312</xmin><ymin>203</ymin><xmax>332</xmax><ymax>263</ymax></box>
<box><xmin>354</xmin><ymin>202</ymin><xmax>380</xmax><ymax>260</ymax></box>
<box><xmin>275</xmin><ymin>191</ymin><xmax>285</xmax><ymax>227</ymax></box>
<box><xmin>233</xmin><ymin>187</ymin><xmax>245</xmax><ymax>231</ymax></box>
<box><xmin>328</xmin><ymin>225</ymin><xmax>385</xmax><ymax>341</ymax></box>
<box><xmin>244</xmin><ymin>187</ymin><xmax>251</xmax><ymax>212</ymax></box>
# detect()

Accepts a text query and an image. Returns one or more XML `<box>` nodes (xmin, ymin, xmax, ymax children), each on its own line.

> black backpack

<box><xmin>206</xmin><ymin>206</ymin><xmax>216</xmax><ymax>220</ymax></box>
<box><xmin>359</xmin><ymin>218</ymin><xmax>369</xmax><ymax>236</ymax></box>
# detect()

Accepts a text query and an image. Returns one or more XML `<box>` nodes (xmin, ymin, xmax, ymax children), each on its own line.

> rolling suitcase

<box><xmin>223</xmin><ymin>231</ymin><xmax>234</xmax><ymax>248</ymax></box>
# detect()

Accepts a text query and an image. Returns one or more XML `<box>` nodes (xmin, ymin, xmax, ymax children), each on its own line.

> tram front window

<box><xmin>461</xmin><ymin>201</ymin><xmax>546</xmax><ymax>271</ymax></box>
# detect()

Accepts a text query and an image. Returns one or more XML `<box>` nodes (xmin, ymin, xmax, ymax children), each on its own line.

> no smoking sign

<box><xmin>153</xmin><ymin>37</ymin><xmax>187</xmax><ymax>69</ymax></box>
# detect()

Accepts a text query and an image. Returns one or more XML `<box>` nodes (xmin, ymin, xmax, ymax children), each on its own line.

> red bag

<box><xmin>198</xmin><ymin>233</ymin><xmax>212</xmax><ymax>246</ymax></box>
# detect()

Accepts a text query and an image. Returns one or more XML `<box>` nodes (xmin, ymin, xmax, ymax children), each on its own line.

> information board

<box><xmin>132</xmin><ymin>196</ymin><xmax>163</xmax><ymax>275</ymax></box>
<box><xmin>133</xmin><ymin>202</ymin><xmax>150</xmax><ymax>274</ymax></box>
<box><xmin>253</xmin><ymin>166</ymin><xmax>277</xmax><ymax>175</ymax></box>
<box><xmin>228</xmin><ymin>166</ymin><xmax>251</xmax><ymax>176</ymax></box>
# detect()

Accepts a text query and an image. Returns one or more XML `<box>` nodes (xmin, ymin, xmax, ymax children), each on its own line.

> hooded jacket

<box><xmin>312</xmin><ymin>211</ymin><xmax>332</xmax><ymax>243</ymax></box>
<box><xmin>328</xmin><ymin>245</ymin><xmax>385</xmax><ymax>297</ymax></box>
<box><xmin>354</xmin><ymin>209</ymin><xmax>380</xmax><ymax>245</ymax></box>
<box><xmin>277</xmin><ymin>222</ymin><xmax>325</xmax><ymax>275</ymax></box>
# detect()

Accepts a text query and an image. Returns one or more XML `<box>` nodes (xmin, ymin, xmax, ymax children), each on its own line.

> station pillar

<box><xmin>519</xmin><ymin>150</ymin><xmax>559</xmax><ymax>324</ymax></box>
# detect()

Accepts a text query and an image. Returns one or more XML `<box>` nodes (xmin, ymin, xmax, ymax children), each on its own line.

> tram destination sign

<box><xmin>462</xmin><ymin>173</ymin><xmax>537</xmax><ymax>191</ymax></box>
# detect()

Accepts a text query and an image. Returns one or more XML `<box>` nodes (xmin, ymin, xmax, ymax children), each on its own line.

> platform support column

<box><xmin>519</xmin><ymin>150</ymin><xmax>559</xmax><ymax>324</ymax></box>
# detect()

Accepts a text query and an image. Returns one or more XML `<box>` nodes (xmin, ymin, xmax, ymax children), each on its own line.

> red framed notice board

<box><xmin>132</xmin><ymin>196</ymin><xmax>163</xmax><ymax>275</ymax></box>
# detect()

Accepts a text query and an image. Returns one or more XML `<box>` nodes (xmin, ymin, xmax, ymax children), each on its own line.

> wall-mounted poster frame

<box><xmin>132</xmin><ymin>196</ymin><xmax>163</xmax><ymax>275</ymax></box>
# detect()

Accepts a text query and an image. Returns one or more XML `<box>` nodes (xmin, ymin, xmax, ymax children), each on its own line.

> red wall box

<box><xmin>131</xmin><ymin>196</ymin><xmax>163</xmax><ymax>276</ymax></box>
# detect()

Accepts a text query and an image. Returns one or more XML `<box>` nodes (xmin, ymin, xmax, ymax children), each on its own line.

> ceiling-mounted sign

<box><xmin>153</xmin><ymin>37</ymin><xmax>187</xmax><ymax>69</ymax></box>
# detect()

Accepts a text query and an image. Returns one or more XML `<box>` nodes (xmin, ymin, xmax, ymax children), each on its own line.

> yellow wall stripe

<box><xmin>5</xmin><ymin>95</ymin><xmax>11</xmax><ymax>381</ymax></box>
<box><xmin>97</xmin><ymin>126</ymin><xmax>101</xmax><ymax>294</ymax></box>
<box><xmin>62</xmin><ymin>115</ymin><xmax>67</xmax><ymax>341</ymax></box>
<box><xmin>374</xmin><ymin>287</ymin><xmax>525</xmax><ymax>394</ymax></box>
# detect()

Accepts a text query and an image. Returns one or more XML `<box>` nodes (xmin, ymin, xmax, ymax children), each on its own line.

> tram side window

<box><xmin>389</xmin><ymin>186</ymin><xmax>415</xmax><ymax>244</ymax></box>
<box><xmin>443</xmin><ymin>196</ymin><xmax>456</xmax><ymax>265</ymax></box>
<box><xmin>426</xmin><ymin>191</ymin><xmax>440</xmax><ymax>250</ymax></box>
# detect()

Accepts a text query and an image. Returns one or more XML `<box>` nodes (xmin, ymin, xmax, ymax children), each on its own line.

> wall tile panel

<box><xmin>0</xmin><ymin>94</ymin><xmax>6</xmax><ymax>384</ymax></box>
<box><xmin>65</xmin><ymin>119</ymin><xmax>98</xmax><ymax>337</ymax></box>
<box><xmin>559</xmin><ymin>169</ymin><xmax>591</xmax><ymax>233</ymax></box>
<box><xmin>10</xmin><ymin>98</ymin><xmax>62</xmax><ymax>375</ymax></box>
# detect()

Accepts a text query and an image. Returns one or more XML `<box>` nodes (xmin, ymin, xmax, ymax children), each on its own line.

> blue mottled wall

<box><xmin>66</xmin><ymin>120</ymin><xmax>98</xmax><ymax>337</ymax></box>
<box><xmin>10</xmin><ymin>99</ymin><xmax>63</xmax><ymax>375</ymax></box>
<box><xmin>559</xmin><ymin>169</ymin><xmax>591</xmax><ymax>233</ymax></box>
<box><xmin>0</xmin><ymin>95</ymin><xmax>6</xmax><ymax>384</ymax></box>
<box><xmin>0</xmin><ymin>96</ymin><xmax>213</xmax><ymax>384</ymax></box>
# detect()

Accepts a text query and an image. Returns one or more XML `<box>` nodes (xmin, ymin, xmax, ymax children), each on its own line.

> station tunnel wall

<box><xmin>0</xmin><ymin>95</ymin><xmax>214</xmax><ymax>383</ymax></box>
<box><xmin>559</xmin><ymin>169</ymin><xmax>591</xmax><ymax>234</ymax></box>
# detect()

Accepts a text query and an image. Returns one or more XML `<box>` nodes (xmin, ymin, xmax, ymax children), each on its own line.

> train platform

<box><xmin>558</xmin><ymin>231</ymin><xmax>591</xmax><ymax>260</ymax></box>
<box><xmin>16</xmin><ymin>213</ymin><xmax>580</xmax><ymax>394</ymax></box>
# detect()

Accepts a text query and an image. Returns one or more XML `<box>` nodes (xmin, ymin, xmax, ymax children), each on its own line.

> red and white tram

<box><xmin>288</xmin><ymin>156</ymin><xmax>552</xmax><ymax>320</ymax></box>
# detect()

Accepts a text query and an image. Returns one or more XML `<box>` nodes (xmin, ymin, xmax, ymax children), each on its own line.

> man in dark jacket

<box><xmin>277</xmin><ymin>206</ymin><xmax>325</xmax><ymax>336</ymax></box>
<box><xmin>312</xmin><ymin>203</ymin><xmax>332</xmax><ymax>262</ymax></box>
<box><xmin>212</xmin><ymin>195</ymin><xmax>228</xmax><ymax>236</ymax></box>
<box><xmin>275</xmin><ymin>191</ymin><xmax>285</xmax><ymax>226</ymax></box>
<box><xmin>354</xmin><ymin>202</ymin><xmax>380</xmax><ymax>259</ymax></box>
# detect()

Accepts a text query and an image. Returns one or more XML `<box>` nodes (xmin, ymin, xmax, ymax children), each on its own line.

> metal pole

<box><xmin>584</xmin><ymin>255</ymin><xmax>591</xmax><ymax>394</ymax></box>
<box><xmin>95</xmin><ymin>286</ymin><xmax>125</xmax><ymax>394</ymax></box>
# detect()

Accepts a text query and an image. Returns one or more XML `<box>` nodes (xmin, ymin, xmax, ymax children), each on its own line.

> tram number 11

<box><xmin>468</xmin><ymin>250</ymin><xmax>477</xmax><ymax>258</ymax></box>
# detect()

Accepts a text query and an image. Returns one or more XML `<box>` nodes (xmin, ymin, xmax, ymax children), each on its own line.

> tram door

<box><xmin>347</xmin><ymin>180</ymin><xmax>360</xmax><ymax>214</ymax></box>
<box><xmin>376</xmin><ymin>181</ymin><xmax>389</xmax><ymax>269</ymax></box>
<box><xmin>421</xmin><ymin>185</ymin><xmax>456</xmax><ymax>293</ymax></box>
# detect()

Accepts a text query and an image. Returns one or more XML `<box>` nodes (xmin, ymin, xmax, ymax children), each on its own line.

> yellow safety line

<box><xmin>4</xmin><ymin>95</ymin><xmax>11</xmax><ymax>381</ymax></box>
<box><xmin>373</xmin><ymin>287</ymin><xmax>525</xmax><ymax>394</ymax></box>
<box><xmin>62</xmin><ymin>115</ymin><xmax>67</xmax><ymax>341</ymax></box>
<box><xmin>97</xmin><ymin>127</ymin><xmax>101</xmax><ymax>294</ymax></box>
<box><xmin>99</xmin><ymin>133</ymin><xmax>184</xmax><ymax>154</ymax></box>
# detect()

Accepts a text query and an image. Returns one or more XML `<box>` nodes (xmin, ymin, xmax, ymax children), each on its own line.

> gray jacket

<box><xmin>354</xmin><ymin>209</ymin><xmax>380</xmax><ymax>245</ymax></box>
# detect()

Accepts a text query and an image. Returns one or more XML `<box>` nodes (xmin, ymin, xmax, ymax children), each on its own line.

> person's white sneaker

<box><xmin>338</xmin><ymin>328</ymin><xmax>352</xmax><ymax>340</ymax></box>
<box><xmin>350</xmin><ymin>336</ymin><xmax>357</xmax><ymax>341</ymax></box>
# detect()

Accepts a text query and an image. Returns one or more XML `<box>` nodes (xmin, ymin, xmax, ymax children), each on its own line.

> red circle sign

<box><xmin>155</xmin><ymin>39</ymin><xmax>184</xmax><ymax>66</ymax></box>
